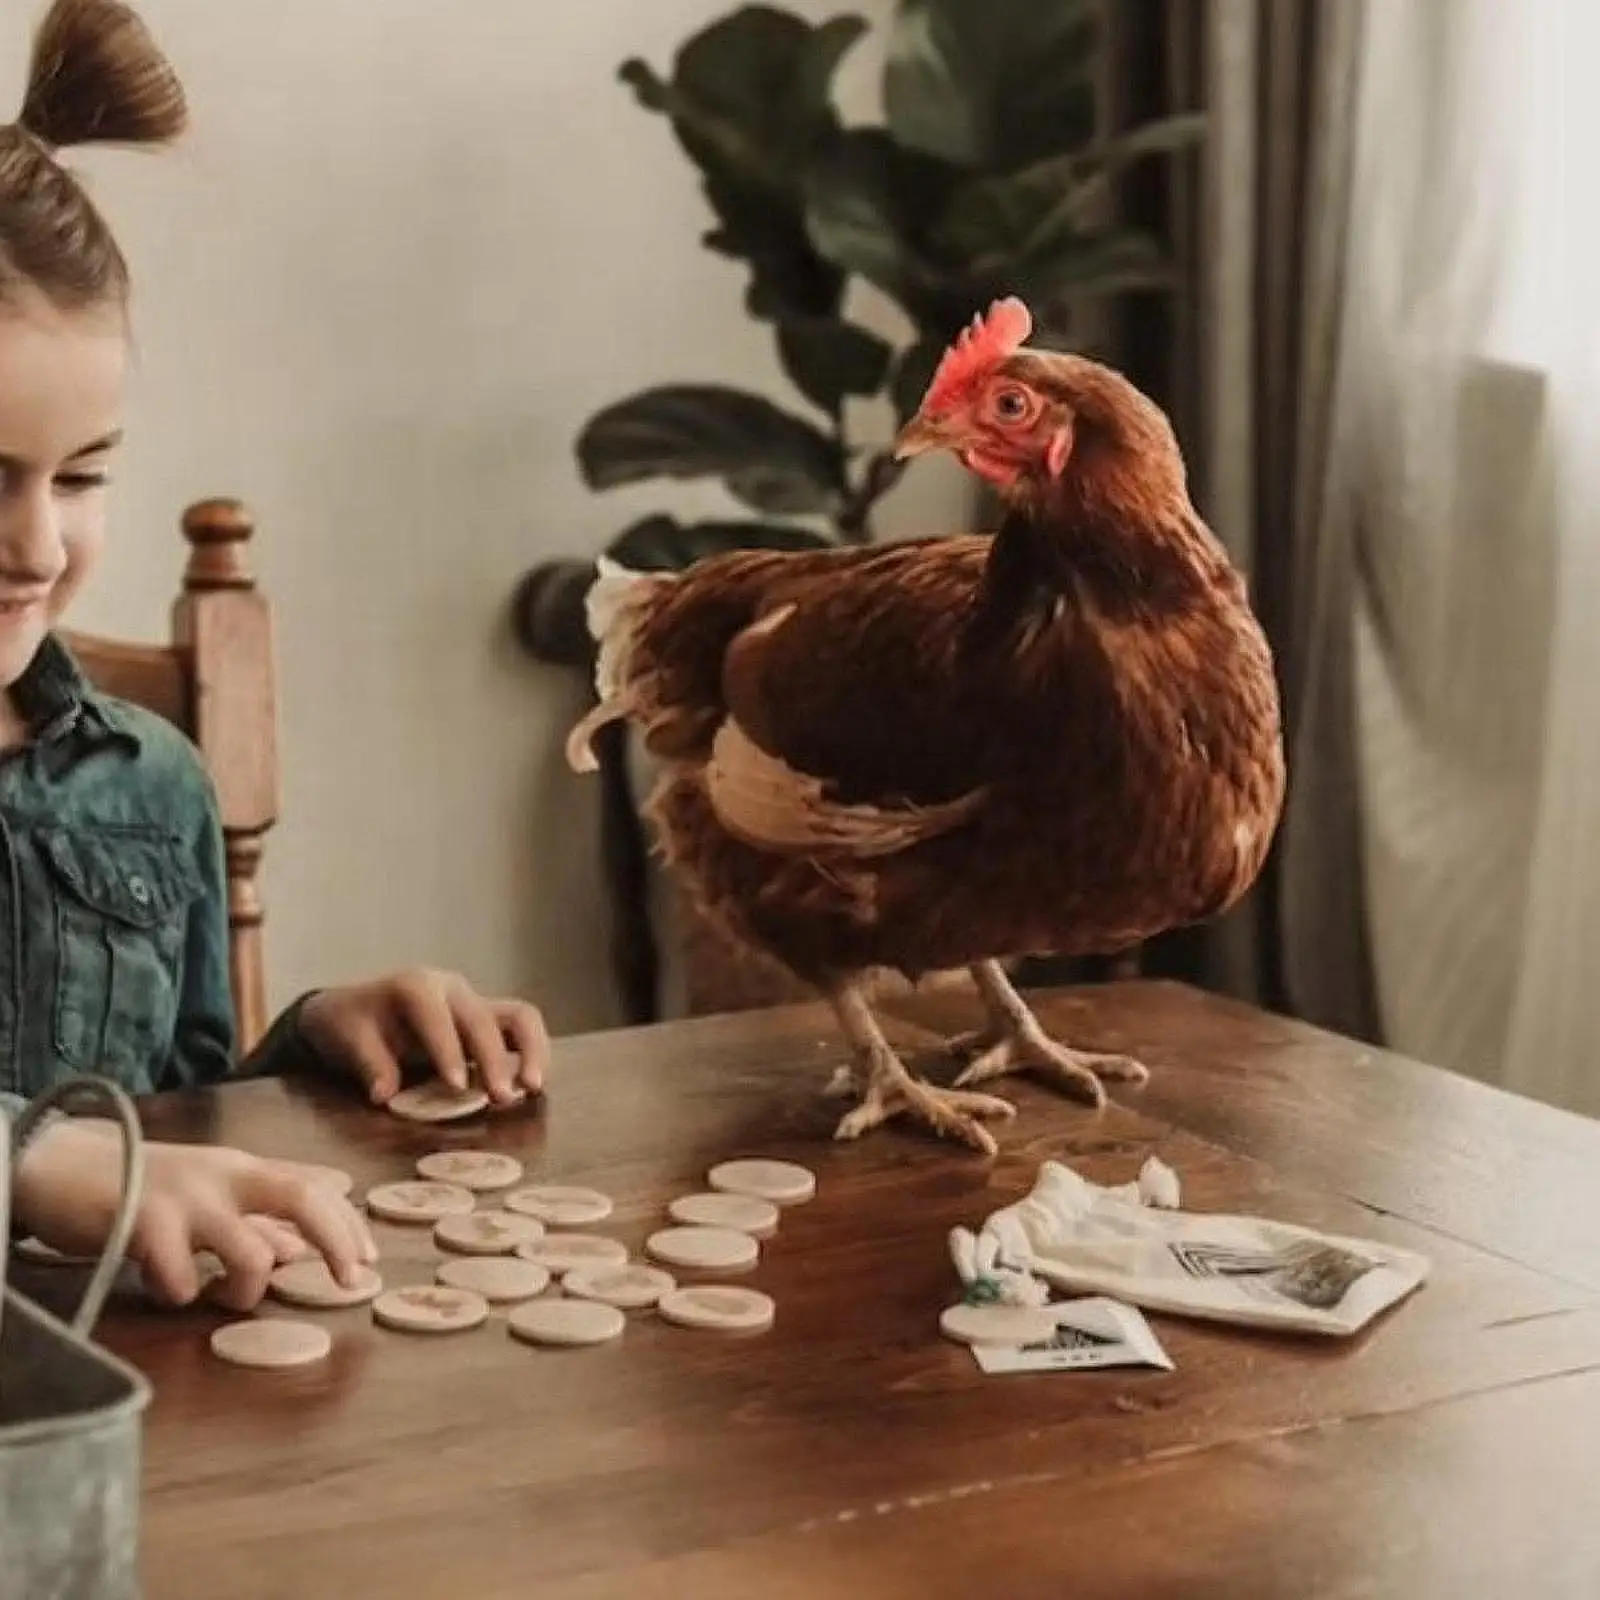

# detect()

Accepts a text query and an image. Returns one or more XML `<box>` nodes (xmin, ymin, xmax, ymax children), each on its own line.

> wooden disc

<box><xmin>268</xmin><ymin>1260</ymin><xmax>383</xmax><ymax>1310</ymax></box>
<box><xmin>433</xmin><ymin>1210</ymin><xmax>545</xmax><ymax>1256</ymax></box>
<box><xmin>657</xmin><ymin>1286</ymin><xmax>775</xmax><ymax>1335</ymax></box>
<box><xmin>508</xmin><ymin>1298</ymin><xmax>626</xmax><ymax>1348</ymax></box>
<box><xmin>415</xmin><ymin>1150</ymin><xmax>524</xmax><ymax>1192</ymax></box>
<box><xmin>365</xmin><ymin>1181</ymin><xmax>476</xmax><ymax>1225</ymax></box>
<box><xmin>562</xmin><ymin>1264</ymin><xmax>676</xmax><ymax>1310</ymax></box>
<box><xmin>645</xmin><ymin>1226</ymin><xmax>759</xmax><ymax>1274</ymax></box>
<box><xmin>210</xmin><ymin>1318</ymin><xmax>332</xmax><ymax>1369</ymax></box>
<box><xmin>514</xmin><ymin>1234</ymin><xmax>629</xmax><ymax>1272</ymax></box>
<box><xmin>503</xmin><ymin>1185</ymin><xmax>614</xmax><ymax>1227</ymax></box>
<box><xmin>707</xmin><ymin>1159</ymin><xmax>816</xmax><ymax>1205</ymax></box>
<box><xmin>436</xmin><ymin>1256</ymin><xmax>551</xmax><ymax>1304</ymax></box>
<box><xmin>372</xmin><ymin>1285</ymin><xmax>489</xmax><ymax>1335</ymax></box>
<box><xmin>388</xmin><ymin>1083</ymin><xmax>490</xmax><ymax>1123</ymax></box>
<box><xmin>667</xmin><ymin>1192</ymin><xmax>779</xmax><ymax>1238</ymax></box>
<box><xmin>938</xmin><ymin>1302</ymin><xmax>1057</xmax><ymax>1347</ymax></box>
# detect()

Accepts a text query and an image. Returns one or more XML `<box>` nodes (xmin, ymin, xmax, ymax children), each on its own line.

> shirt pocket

<box><xmin>37</xmin><ymin>826</ymin><xmax>204</xmax><ymax>1081</ymax></box>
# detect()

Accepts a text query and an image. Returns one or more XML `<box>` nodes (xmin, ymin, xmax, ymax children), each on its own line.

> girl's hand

<box><xmin>298</xmin><ymin>969</ymin><xmax>548</xmax><ymax>1108</ymax></box>
<box><xmin>13</xmin><ymin>1121</ymin><xmax>378</xmax><ymax>1311</ymax></box>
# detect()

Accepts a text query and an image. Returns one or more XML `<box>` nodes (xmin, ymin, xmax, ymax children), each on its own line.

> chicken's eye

<box><xmin>989</xmin><ymin>386</ymin><xmax>1033</xmax><ymax>423</ymax></box>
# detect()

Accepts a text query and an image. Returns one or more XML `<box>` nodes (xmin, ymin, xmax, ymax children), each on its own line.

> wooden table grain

<box><xmin>29</xmin><ymin>981</ymin><xmax>1600</xmax><ymax>1598</ymax></box>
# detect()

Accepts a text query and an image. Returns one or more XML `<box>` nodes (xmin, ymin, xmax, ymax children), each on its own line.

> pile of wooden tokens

<box><xmin>207</xmin><ymin>1140</ymin><xmax>817</xmax><ymax>1370</ymax></box>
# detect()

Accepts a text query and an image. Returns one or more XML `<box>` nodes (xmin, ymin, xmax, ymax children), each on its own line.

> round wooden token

<box><xmin>388</xmin><ymin>1083</ymin><xmax>490</xmax><ymax>1123</ymax></box>
<box><xmin>433</xmin><ymin>1210</ymin><xmax>545</xmax><ymax>1256</ymax></box>
<box><xmin>657</xmin><ymin>1286</ymin><xmax>775</xmax><ymax>1335</ymax></box>
<box><xmin>436</xmin><ymin>1256</ymin><xmax>551</xmax><ymax>1304</ymax></box>
<box><xmin>667</xmin><ymin>1192</ymin><xmax>779</xmax><ymax>1238</ymax></box>
<box><xmin>508</xmin><ymin>1298</ymin><xmax>626</xmax><ymax>1348</ymax></box>
<box><xmin>938</xmin><ymin>1302</ymin><xmax>1058</xmax><ymax>1347</ymax></box>
<box><xmin>707</xmin><ymin>1159</ymin><xmax>816</xmax><ymax>1205</ymax></box>
<box><xmin>645</xmin><ymin>1225</ymin><xmax>759</xmax><ymax>1274</ymax></box>
<box><xmin>365</xmin><ymin>1181</ymin><xmax>476</xmax><ymax>1224</ymax></box>
<box><xmin>562</xmin><ymin>1264</ymin><xmax>676</xmax><ymax>1310</ymax></box>
<box><xmin>503</xmin><ymin>1185</ymin><xmax>614</xmax><ymax>1227</ymax></box>
<box><xmin>372</xmin><ymin>1285</ymin><xmax>489</xmax><ymax>1334</ymax></box>
<box><xmin>210</xmin><ymin>1318</ymin><xmax>332</xmax><ymax>1369</ymax></box>
<box><xmin>514</xmin><ymin>1233</ymin><xmax>629</xmax><ymax>1272</ymax></box>
<box><xmin>415</xmin><ymin>1150</ymin><xmax>524</xmax><ymax>1192</ymax></box>
<box><xmin>268</xmin><ymin>1259</ymin><xmax>384</xmax><ymax>1310</ymax></box>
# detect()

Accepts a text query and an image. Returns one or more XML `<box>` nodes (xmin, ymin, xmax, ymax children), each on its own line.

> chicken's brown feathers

<box><xmin>574</xmin><ymin>339</ymin><xmax>1285</xmax><ymax>995</ymax></box>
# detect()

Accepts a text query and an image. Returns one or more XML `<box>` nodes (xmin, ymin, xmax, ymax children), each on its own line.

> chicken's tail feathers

<box><xmin>588</xmin><ymin>556</ymin><xmax>671</xmax><ymax>698</ymax></box>
<box><xmin>566</xmin><ymin>557</ymin><xmax>676</xmax><ymax>773</ymax></box>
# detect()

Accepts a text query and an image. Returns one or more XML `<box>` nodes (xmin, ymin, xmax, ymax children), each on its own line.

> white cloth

<box><xmin>970</xmin><ymin>1159</ymin><xmax>1429</xmax><ymax>1338</ymax></box>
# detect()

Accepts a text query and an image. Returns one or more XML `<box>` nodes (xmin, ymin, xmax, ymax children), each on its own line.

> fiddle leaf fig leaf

<box><xmin>803</xmin><ymin>130</ymin><xmax>962</xmax><ymax>321</ymax></box>
<box><xmin>885</xmin><ymin>0</ymin><xmax>1099</xmax><ymax>169</ymax></box>
<box><xmin>1010</xmin><ymin>230</ymin><xmax>1175</xmax><ymax>304</ymax></box>
<box><xmin>577</xmin><ymin>385</ymin><xmax>846</xmax><ymax>514</ymax></box>
<box><xmin>606</xmin><ymin>513</ymin><xmax>835</xmax><ymax>572</ymax></box>
<box><xmin>620</xmin><ymin>8</ymin><xmax>869</xmax><ymax>322</ymax></box>
<box><xmin>776</xmin><ymin>316</ymin><xmax>893</xmax><ymax>417</ymax></box>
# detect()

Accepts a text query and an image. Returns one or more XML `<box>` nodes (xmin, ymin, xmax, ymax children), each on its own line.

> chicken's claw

<box><xmin>952</xmin><ymin>960</ymin><xmax>1150</xmax><ymax>1105</ymax></box>
<box><xmin>951</xmin><ymin>1036</ymin><xmax>1146</xmax><ymax>1102</ymax></box>
<box><xmin>833</xmin><ymin>1079</ymin><xmax>1015</xmax><ymax>1156</ymax></box>
<box><xmin>827</xmin><ymin>979</ymin><xmax>1012</xmax><ymax>1156</ymax></box>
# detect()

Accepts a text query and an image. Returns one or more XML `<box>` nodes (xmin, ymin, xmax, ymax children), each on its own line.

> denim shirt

<box><xmin>0</xmin><ymin>635</ymin><xmax>313</xmax><ymax>1143</ymax></box>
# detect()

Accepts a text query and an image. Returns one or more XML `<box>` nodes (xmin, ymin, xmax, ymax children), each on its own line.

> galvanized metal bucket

<box><xmin>1</xmin><ymin>1078</ymin><xmax>151</xmax><ymax>1600</ymax></box>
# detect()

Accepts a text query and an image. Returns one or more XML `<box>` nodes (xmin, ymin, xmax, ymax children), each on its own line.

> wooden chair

<box><xmin>61</xmin><ymin>500</ymin><xmax>280</xmax><ymax>1053</ymax></box>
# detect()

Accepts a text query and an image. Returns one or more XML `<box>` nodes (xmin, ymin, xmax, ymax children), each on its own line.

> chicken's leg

<box><xmin>951</xmin><ymin>960</ymin><xmax>1149</xmax><ymax>1105</ymax></box>
<box><xmin>829</xmin><ymin>982</ymin><xmax>1015</xmax><ymax>1156</ymax></box>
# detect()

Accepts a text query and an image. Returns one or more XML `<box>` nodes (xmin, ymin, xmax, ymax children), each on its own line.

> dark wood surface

<box><xmin>39</xmin><ymin>981</ymin><xmax>1600</xmax><ymax>1598</ymax></box>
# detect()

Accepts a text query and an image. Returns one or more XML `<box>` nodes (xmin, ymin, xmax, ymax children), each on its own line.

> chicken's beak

<box><xmin>891</xmin><ymin>414</ymin><xmax>950</xmax><ymax>461</ymax></box>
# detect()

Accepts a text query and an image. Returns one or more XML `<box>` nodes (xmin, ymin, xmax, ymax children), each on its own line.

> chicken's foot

<box><xmin>950</xmin><ymin>960</ymin><xmax>1149</xmax><ymax>1106</ymax></box>
<box><xmin>828</xmin><ymin>982</ymin><xmax>1015</xmax><ymax>1156</ymax></box>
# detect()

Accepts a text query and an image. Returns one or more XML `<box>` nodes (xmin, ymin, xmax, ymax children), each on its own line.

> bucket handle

<box><xmin>2</xmin><ymin>1077</ymin><xmax>147</xmax><ymax>1340</ymax></box>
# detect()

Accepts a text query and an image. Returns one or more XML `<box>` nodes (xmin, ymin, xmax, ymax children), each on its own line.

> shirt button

<box><xmin>127</xmin><ymin>875</ymin><xmax>150</xmax><ymax>905</ymax></box>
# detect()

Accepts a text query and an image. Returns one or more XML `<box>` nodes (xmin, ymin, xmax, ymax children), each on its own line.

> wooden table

<box><xmin>36</xmin><ymin>982</ymin><xmax>1600</xmax><ymax>1597</ymax></box>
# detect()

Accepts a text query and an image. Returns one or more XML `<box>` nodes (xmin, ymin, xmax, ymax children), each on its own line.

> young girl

<box><xmin>2</xmin><ymin>0</ymin><xmax>548</xmax><ymax>1310</ymax></box>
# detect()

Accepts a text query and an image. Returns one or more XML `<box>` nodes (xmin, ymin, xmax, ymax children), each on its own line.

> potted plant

<box><xmin>513</xmin><ymin>0</ymin><xmax>1203</xmax><ymax>1020</ymax></box>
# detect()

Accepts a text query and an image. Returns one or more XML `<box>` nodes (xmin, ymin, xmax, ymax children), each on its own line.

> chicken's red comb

<box><xmin>922</xmin><ymin>297</ymin><xmax>1033</xmax><ymax>415</ymax></box>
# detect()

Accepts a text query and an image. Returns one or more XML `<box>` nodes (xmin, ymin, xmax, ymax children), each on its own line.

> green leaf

<box><xmin>1010</xmin><ymin>230</ymin><xmax>1176</xmax><ymax>303</ymax></box>
<box><xmin>803</xmin><ymin>130</ymin><xmax>963</xmax><ymax>321</ymax></box>
<box><xmin>619</xmin><ymin>8</ymin><xmax>868</xmax><ymax>322</ymax></box>
<box><xmin>702</xmin><ymin>181</ymin><xmax>847</xmax><ymax>320</ymax></box>
<box><xmin>606</xmin><ymin>514</ymin><xmax>836</xmax><ymax>573</ymax></box>
<box><xmin>889</xmin><ymin>336</ymin><xmax>947</xmax><ymax>424</ymax></box>
<box><xmin>884</xmin><ymin>0</ymin><xmax>1100</xmax><ymax>170</ymax></box>
<box><xmin>937</xmin><ymin>113</ymin><xmax>1208</xmax><ymax>263</ymax></box>
<box><xmin>673</xmin><ymin>7</ymin><xmax>864</xmax><ymax>178</ymax></box>
<box><xmin>776</xmin><ymin>317</ymin><xmax>893</xmax><ymax>416</ymax></box>
<box><xmin>577</xmin><ymin>384</ymin><xmax>846</xmax><ymax>514</ymax></box>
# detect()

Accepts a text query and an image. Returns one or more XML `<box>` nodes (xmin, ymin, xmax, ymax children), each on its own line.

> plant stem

<box><xmin>834</xmin><ymin>449</ymin><xmax>907</xmax><ymax>544</ymax></box>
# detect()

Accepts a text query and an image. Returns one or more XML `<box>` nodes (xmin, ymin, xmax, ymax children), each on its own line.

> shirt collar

<box><xmin>9</xmin><ymin>634</ymin><xmax>143</xmax><ymax>750</ymax></box>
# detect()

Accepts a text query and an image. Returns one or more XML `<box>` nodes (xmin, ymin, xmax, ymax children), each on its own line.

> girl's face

<box><xmin>0</xmin><ymin>292</ymin><xmax>126</xmax><ymax>692</ymax></box>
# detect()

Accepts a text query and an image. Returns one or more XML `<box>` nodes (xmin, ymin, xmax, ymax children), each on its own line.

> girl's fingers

<box><xmin>451</xmin><ymin>984</ymin><xmax>518</xmax><ymax>1105</ymax></box>
<box><xmin>495</xmin><ymin>1001</ymin><xmax>549</xmax><ymax>1093</ymax></box>
<box><xmin>393</xmin><ymin>975</ymin><xmax>471</xmax><ymax>1093</ymax></box>
<box><xmin>246</xmin><ymin>1166</ymin><xmax>374</xmax><ymax>1283</ymax></box>
<box><xmin>195</xmin><ymin>1209</ymin><xmax>278</xmax><ymax>1312</ymax></box>
<box><xmin>133</xmin><ymin>1201</ymin><xmax>202</xmax><ymax>1306</ymax></box>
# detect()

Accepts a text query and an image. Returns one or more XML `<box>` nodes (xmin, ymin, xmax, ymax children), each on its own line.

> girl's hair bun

<box><xmin>18</xmin><ymin>0</ymin><xmax>186</xmax><ymax>151</ymax></box>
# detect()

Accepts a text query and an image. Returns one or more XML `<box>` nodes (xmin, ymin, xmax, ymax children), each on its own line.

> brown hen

<box><xmin>568</xmin><ymin>299</ymin><xmax>1284</xmax><ymax>1156</ymax></box>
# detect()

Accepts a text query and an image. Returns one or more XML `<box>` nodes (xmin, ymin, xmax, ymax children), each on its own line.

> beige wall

<box><xmin>0</xmin><ymin>0</ymin><xmax>965</xmax><ymax>1033</ymax></box>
